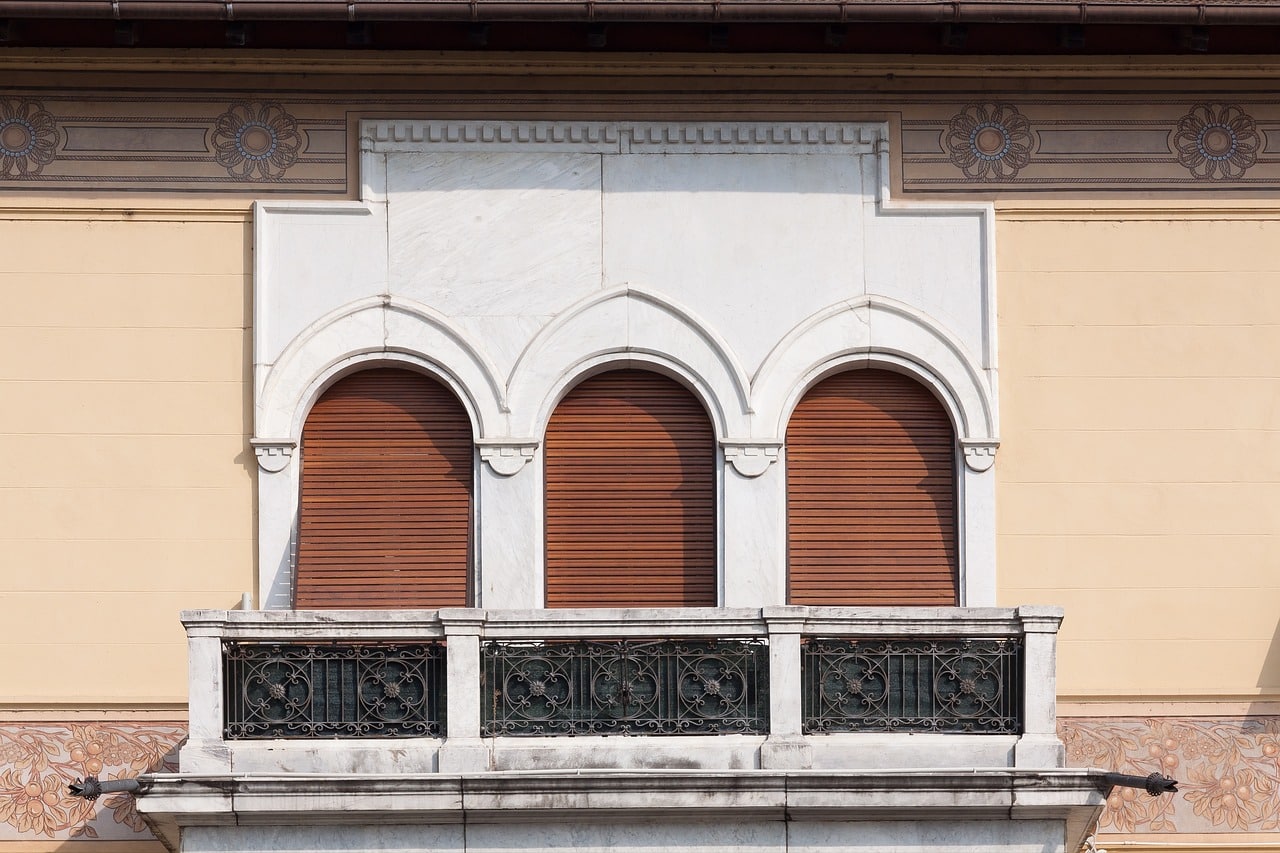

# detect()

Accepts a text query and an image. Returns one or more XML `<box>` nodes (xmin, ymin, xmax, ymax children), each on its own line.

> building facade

<box><xmin>2</xmin><ymin>6</ymin><xmax>1279</xmax><ymax>853</ymax></box>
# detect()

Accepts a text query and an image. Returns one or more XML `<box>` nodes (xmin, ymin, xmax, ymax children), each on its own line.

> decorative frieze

<box><xmin>1061</xmin><ymin>716</ymin><xmax>1280</xmax><ymax>835</ymax></box>
<box><xmin>0</xmin><ymin>722</ymin><xmax>184</xmax><ymax>841</ymax></box>
<box><xmin>6</xmin><ymin>84</ymin><xmax>1280</xmax><ymax>194</ymax></box>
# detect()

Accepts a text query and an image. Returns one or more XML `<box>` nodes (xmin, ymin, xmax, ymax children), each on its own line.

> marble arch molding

<box><xmin>252</xmin><ymin>119</ymin><xmax>1000</xmax><ymax>610</ymax></box>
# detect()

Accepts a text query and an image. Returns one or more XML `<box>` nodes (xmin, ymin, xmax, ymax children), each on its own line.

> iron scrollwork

<box><xmin>802</xmin><ymin>637</ymin><xmax>1022</xmax><ymax>734</ymax></box>
<box><xmin>482</xmin><ymin>639</ymin><xmax>768</xmax><ymax>736</ymax></box>
<box><xmin>224</xmin><ymin>642</ymin><xmax>445</xmax><ymax>738</ymax></box>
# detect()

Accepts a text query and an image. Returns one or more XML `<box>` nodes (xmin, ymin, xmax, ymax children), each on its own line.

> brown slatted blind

<box><xmin>296</xmin><ymin>368</ymin><xmax>472</xmax><ymax>609</ymax></box>
<box><xmin>545</xmin><ymin>369</ymin><xmax>716</xmax><ymax>608</ymax></box>
<box><xmin>787</xmin><ymin>369</ymin><xmax>958</xmax><ymax>606</ymax></box>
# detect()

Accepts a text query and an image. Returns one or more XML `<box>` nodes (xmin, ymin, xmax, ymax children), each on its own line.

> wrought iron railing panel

<box><xmin>482</xmin><ymin>639</ymin><xmax>768</xmax><ymax>736</ymax></box>
<box><xmin>802</xmin><ymin>638</ymin><xmax>1022</xmax><ymax>734</ymax></box>
<box><xmin>224</xmin><ymin>642</ymin><xmax>445</xmax><ymax>738</ymax></box>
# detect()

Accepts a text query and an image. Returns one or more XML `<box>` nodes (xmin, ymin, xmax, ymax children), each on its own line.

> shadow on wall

<box><xmin>1256</xmin><ymin>616</ymin><xmax>1280</xmax><ymax>692</ymax></box>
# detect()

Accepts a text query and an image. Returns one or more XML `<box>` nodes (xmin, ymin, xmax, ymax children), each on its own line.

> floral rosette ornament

<box><xmin>0</xmin><ymin>98</ymin><xmax>59</xmax><ymax>178</ymax></box>
<box><xmin>945</xmin><ymin>102</ymin><xmax>1034</xmax><ymax>181</ymax></box>
<box><xmin>211</xmin><ymin>101</ymin><xmax>303</xmax><ymax>181</ymax></box>
<box><xmin>1171</xmin><ymin>103</ymin><xmax>1261</xmax><ymax>181</ymax></box>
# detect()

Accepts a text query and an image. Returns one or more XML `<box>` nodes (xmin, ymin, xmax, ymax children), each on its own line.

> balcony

<box><xmin>179</xmin><ymin>605</ymin><xmax>1066</xmax><ymax>775</ymax></box>
<box><xmin>137</xmin><ymin>606</ymin><xmax>1107</xmax><ymax>853</ymax></box>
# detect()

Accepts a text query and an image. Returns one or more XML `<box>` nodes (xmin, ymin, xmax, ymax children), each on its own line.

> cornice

<box><xmin>0</xmin><ymin>203</ymin><xmax>253</xmax><ymax>220</ymax></box>
<box><xmin>995</xmin><ymin>202</ymin><xmax>1280</xmax><ymax>220</ymax></box>
<box><xmin>5</xmin><ymin>50</ymin><xmax>1280</xmax><ymax>80</ymax></box>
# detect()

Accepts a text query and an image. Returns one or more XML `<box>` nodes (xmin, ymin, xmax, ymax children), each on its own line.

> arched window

<box><xmin>295</xmin><ymin>368</ymin><xmax>473</xmax><ymax>608</ymax></box>
<box><xmin>544</xmin><ymin>369</ymin><xmax>716</xmax><ymax>607</ymax></box>
<box><xmin>786</xmin><ymin>368</ymin><xmax>958</xmax><ymax>606</ymax></box>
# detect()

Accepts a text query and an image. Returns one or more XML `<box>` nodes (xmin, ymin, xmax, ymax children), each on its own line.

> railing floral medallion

<box><xmin>0</xmin><ymin>723</ymin><xmax>182</xmax><ymax>840</ymax></box>
<box><xmin>1171</xmin><ymin>103</ymin><xmax>1262</xmax><ymax>181</ymax></box>
<box><xmin>482</xmin><ymin>639</ymin><xmax>768</xmax><ymax>736</ymax></box>
<box><xmin>0</xmin><ymin>99</ymin><xmax>58</xmax><ymax>178</ymax></box>
<box><xmin>944</xmin><ymin>102</ymin><xmax>1034</xmax><ymax>181</ymax></box>
<box><xmin>211</xmin><ymin>101</ymin><xmax>303</xmax><ymax>181</ymax></box>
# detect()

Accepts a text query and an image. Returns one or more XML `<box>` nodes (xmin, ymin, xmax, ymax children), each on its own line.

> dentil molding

<box><xmin>364</xmin><ymin>120</ymin><xmax>880</xmax><ymax>154</ymax></box>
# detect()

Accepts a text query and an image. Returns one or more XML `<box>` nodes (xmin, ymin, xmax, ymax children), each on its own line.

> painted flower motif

<box><xmin>1171</xmin><ymin>103</ymin><xmax>1261</xmax><ymax>181</ymax></box>
<box><xmin>0</xmin><ymin>723</ymin><xmax>185</xmax><ymax>838</ymax></box>
<box><xmin>211</xmin><ymin>101</ymin><xmax>303</xmax><ymax>181</ymax></box>
<box><xmin>66</xmin><ymin>732</ymin><xmax>107</xmax><ymax>775</ymax></box>
<box><xmin>1184</xmin><ymin>765</ymin><xmax>1274</xmax><ymax>830</ymax></box>
<box><xmin>0</xmin><ymin>98</ymin><xmax>58</xmax><ymax>178</ymax></box>
<box><xmin>944</xmin><ymin>102</ymin><xmax>1034</xmax><ymax>181</ymax></box>
<box><xmin>0</xmin><ymin>773</ymin><xmax>71</xmax><ymax>836</ymax></box>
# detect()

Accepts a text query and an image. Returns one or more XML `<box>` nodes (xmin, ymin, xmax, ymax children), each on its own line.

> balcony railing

<box><xmin>482</xmin><ymin>638</ymin><xmax>768</xmax><ymax>736</ymax></box>
<box><xmin>183</xmin><ymin>606</ymin><xmax>1063</xmax><ymax>771</ymax></box>
<box><xmin>802</xmin><ymin>637</ymin><xmax>1021</xmax><ymax>734</ymax></box>
<box><xmin>224</xmin><ymin>641</ymin><xmax>445</xmax><ymax>738</ymax></box>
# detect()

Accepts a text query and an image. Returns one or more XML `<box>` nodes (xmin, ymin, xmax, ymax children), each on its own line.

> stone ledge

<box><xmin>137</xmin><ymin>767</ymin><xmax>1107</xmax><ymax>851</ymax></box>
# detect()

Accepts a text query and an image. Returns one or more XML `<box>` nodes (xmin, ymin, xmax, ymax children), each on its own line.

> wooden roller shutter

<box><xmin>787</xmin><ymin>369</ymin><xmax>958</xmax><ymax>606</ymax></box>
<box><xmin>296</xmin><ymin>368</ymin><xmax>472</xmax><ymax>609</ymax></box>
<box><xmin>545</xmin><ymin>369</ymin><xmax>716</xmax><ymax>608</ymax></box>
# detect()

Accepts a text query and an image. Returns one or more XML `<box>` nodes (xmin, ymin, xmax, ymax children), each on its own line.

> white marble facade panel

<box><xmin>387</xmin><ymin>151</ymin><xmax>603</xmax><ymax>319</ymax></box>
<box><xmin>862</xmin><ymin>212</ymin><xmax>991</xmax><ymax>361</ymax></box>
<box><xmin>600</xmin><ymin>151</ymin><xmax>865</xmax><ymax>373</ymax></box>
<box><xmin>253</xmin><ymin>120</ymin><xmax>999</xmax><ymax>609</ymax></box>
<box><xmin>254</xmin><ymin>202</ymin><xmax>389</xmax><ymax>371</ymax></box>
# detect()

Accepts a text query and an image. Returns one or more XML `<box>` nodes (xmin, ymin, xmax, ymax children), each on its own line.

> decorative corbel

<box><xmin>478</xmin><ymin>441</ymin><xmax>538</xmax><ymax>477</ymax></box>
<box><xmin>722</xmin><ymin>442</ymin><xmax>782</xmax><ymax>478</ymax></box>
<box><xmin>961</xmin><ymin>439</ymin><xmax>999</xmax><ymax>472</ymax></box>
<box><xmin>250</xmin><ymin>438</ymin><xmax>296</xmax><ymax>473</ymax></box>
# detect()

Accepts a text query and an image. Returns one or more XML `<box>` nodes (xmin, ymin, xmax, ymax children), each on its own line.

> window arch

<box><xmin>544</xmin><ymin>369</ymin><xmax>716</xmax><ymax>607</ymax></box>
<box><xmin>786</xmin><ymin>368</ymin><xmax>958</xmax><ymax>606</ymax></box>
<box><xmin>295</xmin><ymin>367</ymin><xmax>473</xmax><ymax>609</ymax></box>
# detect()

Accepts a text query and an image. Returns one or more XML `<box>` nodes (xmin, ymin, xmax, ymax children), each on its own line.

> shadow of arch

<box><xmin>543</xmin><ymin>368</ymin><xmax>718</xmax><ymax>608</ymax></box>
<box><xmin>295</xmin><ymin>367</ymin><xmax>474</xmax><ymax>609</ymax></box>
<box><xmin>784</xmin><ymin>367</ymin><xmax>959</xmax><ymax>606</ymax></box>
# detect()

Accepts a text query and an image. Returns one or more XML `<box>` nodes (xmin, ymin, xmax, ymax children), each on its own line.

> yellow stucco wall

<box><xmin>0</xmin><ymin>207</ymin><xmax>255</xmax><ymax>707</ymax></box>
<box><xmin>996</xmin><ymin>208</ymin><xmax>1280</xmax><ymax>701</ymax></box>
